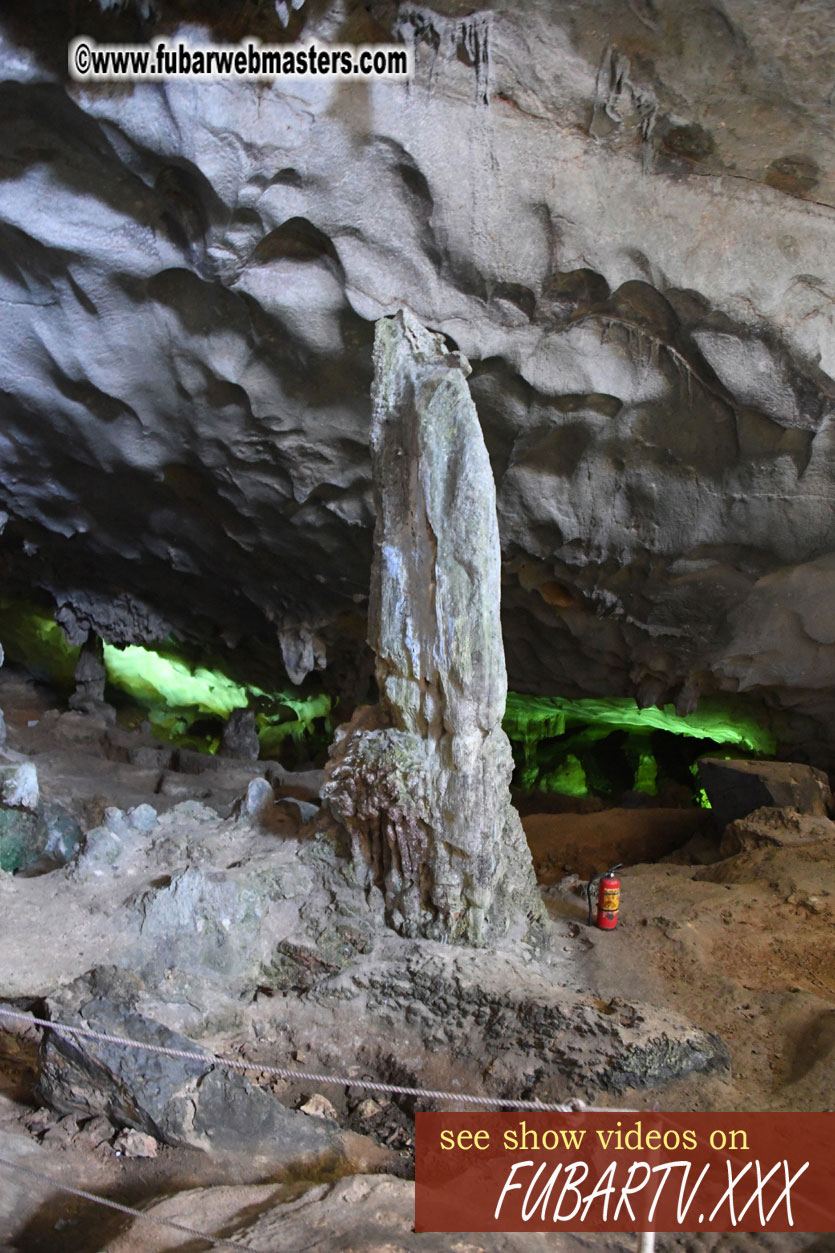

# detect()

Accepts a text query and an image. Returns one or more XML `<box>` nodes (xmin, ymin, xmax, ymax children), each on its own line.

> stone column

<box><xmin>69</xmin><ymin>634</ymin><xmax>107</xmax><ymax>712</ymax></box>
<box><xmin>322</xmin><ymin>309</ymin><xmax>542</xmax><ymax>944</ymax></box>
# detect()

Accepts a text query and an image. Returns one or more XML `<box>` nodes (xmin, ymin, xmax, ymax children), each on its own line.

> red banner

<box><xmin>415</xmin><ymin>1112</ymin><xmax>835</xmax><ymax>1233</ymax></box>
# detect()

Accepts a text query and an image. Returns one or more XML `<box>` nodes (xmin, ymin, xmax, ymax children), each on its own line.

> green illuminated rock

<box><xmin>540</xmin><ymin>753</ymin><xmax>588</xmax><ymax>797</ymax></box>
<box><xmin>102</xmin><ymin>644</ymin><xmax>248</xmax><ymax>715</ymax></box>
<box><xmin>0</xmin><ymin>598</ymin><xmax>333</xmax><ymax>762</ymax></box>
<box><xmin>502</xmin><ymin>692</ymin><xmax>775</xmax><ymax>800</ymax></box>
<box><xmin>503</xmin><ymin>692</ymin><xmax>775</xmax><ymax>756</ymax></box>
<box><xmin>322</xmin><ymin>310</ymin><xmax>542</xmax><ymax>945</ymax></box>
<box><xmin>634</xmin><ymin>751</ymin><xmax>658</xmax><ymax>796</ymax></box>
<box><xmin>0</xmin><ymin>599</ymin><xmax>80</xmax><ymax>685</ymax></box>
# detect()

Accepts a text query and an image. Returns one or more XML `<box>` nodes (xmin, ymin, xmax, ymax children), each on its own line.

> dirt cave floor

<box><xmin>0</xmin><ymin>665</ymin><xmax>833</xmax><ymax>1252</ymax></box>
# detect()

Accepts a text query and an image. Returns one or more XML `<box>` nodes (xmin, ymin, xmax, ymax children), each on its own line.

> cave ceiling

<box><xmin>1</xmin><ymin>0</ymin><xmax>835</xmax><ymax>734</ymax></box>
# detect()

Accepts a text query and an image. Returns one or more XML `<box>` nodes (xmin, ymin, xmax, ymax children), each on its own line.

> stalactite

<box><xmin>396</xmin><ymin>6</ymin><xmax>492</xmax><ymax>105</ymax></box>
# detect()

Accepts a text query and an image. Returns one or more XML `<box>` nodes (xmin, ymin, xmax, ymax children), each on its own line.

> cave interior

<box><xmin>0</xmin><ymin>1</ymin><xmax>834</xmax><ymax>1249</ymax></box>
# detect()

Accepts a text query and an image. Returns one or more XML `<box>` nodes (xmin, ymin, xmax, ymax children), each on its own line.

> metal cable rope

<box><xmin>0</xmin><ymin>1006</ymin><xmax>588</xmax><ymax>1111</ymax></box>
<box><xmin>0</xmin><ymin>1005</ymin><xmax>654</xmax><ymax>1251</ymax></box>
<box><xmin>0</xmin><ymin>1152</ymin><xmax>252</xmax><ymax>1249</ymax></box>
<box><xmin>0</xmin><ymin>1149</ymin><xmax>654</xmax><ymax>1252</ymax></box>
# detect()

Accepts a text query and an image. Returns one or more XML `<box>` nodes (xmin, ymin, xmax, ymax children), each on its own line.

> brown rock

<box><xmin>720</xmin><ymin>806</ymin><xmax>835</xmax><ymax>856</ymax></box>
<box><xmin>299</xmin><ymin>1094</ymin><xmax>339</xmax><ymax>1122</ymax></box>
<box><xmin>698</xmin><ymin>758</ymin><xmax>833</xmax><ymax>830</ymax></box>
<box><xmin>522</xmin><ymin>807</ymin><xmax>710</xmax><ymax>882</ymax></box>
<box><xmin>113</xmin><ymin>1128</ymin><xmax>158</xmax><ymax>1158</ymax></box>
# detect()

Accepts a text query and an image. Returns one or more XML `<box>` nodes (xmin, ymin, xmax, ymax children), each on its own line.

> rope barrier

<box><xmin>0</xmin><ymin>1006</ymin><xmax>590</xmax><ymax>1111</ymax></box>
<box><xmin>0</xmin><ymin>1148</ymin><xmax>654</xmax><ymax>1253</ymax></box>
<box><xmin>0</xmin><ymin>1005</ymin><xmax>653</xmax><ymax>1251</ymax></box>
<box><xmin>0</xmin><ymin>1152</ymin><xmax>252</xmax><ymax>1249</ymax></box>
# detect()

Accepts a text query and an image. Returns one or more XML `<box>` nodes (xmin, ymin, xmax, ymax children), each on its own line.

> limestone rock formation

<box><xmin>1</xmin><ymin>2</ymin><xmax>835</xmax><ymax>754</ymax></box>
<box><xmin>322</xmin><ymin>310</ymin><xmax>542</xmax><ymax>944</ymax></box>
<box><xmin>37</xmin><ymin>973</ymin><xmax>341</xmax><ymax>1162</ymax></box>
<box><xmin>719</xmin><ymin>806</ymin><xmax>835</xmax><ymax>857</ymax></box>
<box><xmin>68</xmin><ymin>634</ymin><xmax>107</xmax><ymax>714</ymax></box>
<box><xmin>219</xmin><ymin>707</ymin><xmax>260</xmax><ymax>760</ymax></box>
<box><xmin>0</xmin><ymin>757</ymin><xmax>83</xmax><ymax>873</ymax></box>
<box><xmin>698</xmin><ymin>757</ymin><xmax>833</xmax><ymax>830</ymax></box>
<box><xmin>100</xmin><ymin>1174</ymin><xmax>820</xmax><ymax>1253</ymax></box>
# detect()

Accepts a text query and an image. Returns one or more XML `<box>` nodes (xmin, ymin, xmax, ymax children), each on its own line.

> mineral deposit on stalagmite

<box><xmin>323</xmin><ymin>310</ymin><xmax>542</xmax><ymax>943</ymax></box>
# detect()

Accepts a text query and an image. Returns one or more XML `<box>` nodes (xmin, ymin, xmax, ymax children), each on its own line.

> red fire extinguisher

<box><xmin>587</xmin><ymin>863</ymin><xmax>623</xmax><ymax>930</ymax></box>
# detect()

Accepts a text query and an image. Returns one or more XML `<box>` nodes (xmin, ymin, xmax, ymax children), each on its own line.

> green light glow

<box><xmin>257</xmin><ymin>693</ymin><xmax>333</xmax><ymax>757</ymax></box>
<box><xmin>634</xmin><ymin>751</ymin><xmax>658</xmax><ymax>795</ymax></box>
<box><xmin>504</xmin><ymin>693</ymin><xmax>775</xmax><ymax>756</ymax></box>
<box><xmin>0</xmin><ymin>600</ymin><xmax>80</xmax><ymax>684</ymax></box>
<box><xmin>102</xmin><ymin>644</ymin><xmax>248</xmax><ymax>715</ymax></box>
<box><xmin>504</xmin><ymin>691</ymin><xmax>774</xmax><ymax>800</ymax></box>
<box><xmin>690</xmin><ymin>763</ymin><xmax>713</xmax><ymax>809</ymax></box>
<box><xmin>0</xmin><ymin>600</ymin><xmax>332</xmax><ymax>761</ymax></box>
<box><xmin>540</xmin><ymin>753</ymin><xmax>588</xmax><ymax>796</ymax></box>
<box><xmin>0</xmin><ymin>600</ymin><xmax>775</xmax><ymax>787</ymax></box>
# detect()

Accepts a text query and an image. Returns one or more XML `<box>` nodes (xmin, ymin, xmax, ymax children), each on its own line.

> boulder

<box><xmin>240</xmin><ymin>775</ymin><xmax>274</xmax><ymax>818</ymax></box>
<box><xmin>698</xmin><ymin>758</ymin><xmax>833</xmax><ymax>829</ymax></box>
<box><xmin>40</xmin><ymin>802</ymin><xmax>84</xmax><ymax>864</ymax></box>
<box><xmin>720</xmin><ymin>806</ymin><xmax>835</xmax><ymax>856</ymax></box>
<box><xmin>0</xmin><ymin>807</ymin><xmax>40</xmax><ymax>872</ymax></box>
<box><xmin>0</xmin><ymin>797</ymin><xmax>82</xmax><ymax>873</ymax></box>
<box><xmin>219</xmin><ymin>708</ymin><xmax>260</xmax><ymax>761</ymax></box>
<box><xmin>1</xmin><ymin>762</ymin><xmax>39</xmax><ymax>811</ymax></box>
<box><xmin>270</xmin><ymin>941</ymin><xmax>729</xmax><ymax>1104</ymax></box>
<box><xmin>70</xmin><ymin>806</ymin><xmax>150</xmax><ymax>879</ymax></box>
<box><xmin>36</xmin><ymin>979</ymin><xmax>341</xmax><ymax>1164</ymax></box>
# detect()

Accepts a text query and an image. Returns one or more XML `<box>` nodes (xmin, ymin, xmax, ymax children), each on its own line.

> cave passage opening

<box><xmin>504</xmin><ymin>693</ymin><xmax>776</xmax><ymax>810</ymax></box>
<box><xmin>0</xmin><ymin>599</ymin><xmax>776</xmax><ymax>802</ymax></box>
<box><xmin>0</xmin><ymin>599</ymin><xmax>335</xmax><ymax>767</ymax></box>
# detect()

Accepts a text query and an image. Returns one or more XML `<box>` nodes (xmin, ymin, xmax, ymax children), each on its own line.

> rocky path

<box><xmin>0</xmin><ymin>669</ymin><xmax>833</xmax><ymax>1250</ymax></box>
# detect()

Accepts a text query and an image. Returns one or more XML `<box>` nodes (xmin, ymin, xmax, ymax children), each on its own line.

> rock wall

<box><xmin>322</xmin><ymin>310</ymin><xmax>541</xmax><ymax>943</ymax></box>
<box><xmin>1</xmin><ymin>1</ymin><xmax>835</xmax><ymax>743</ymax></box>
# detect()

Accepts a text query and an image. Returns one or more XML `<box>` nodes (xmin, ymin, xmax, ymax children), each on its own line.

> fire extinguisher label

<box><xmin>600</xmin><ymin>888</ymin><xmax>619</xmax><ymax>911</ymax></box>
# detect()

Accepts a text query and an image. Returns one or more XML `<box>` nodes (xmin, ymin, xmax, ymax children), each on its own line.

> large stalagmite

<box><xmin>322</xmin><ymin>310</ymin><xmax>542</xmax><ymax>944</ymax></box>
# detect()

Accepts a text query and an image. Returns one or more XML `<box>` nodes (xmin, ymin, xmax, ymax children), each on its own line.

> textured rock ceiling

<box><xmin>1</xmin><ymin>0</ymin><xmax>834</xmax><ymax>740</ymax></box>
